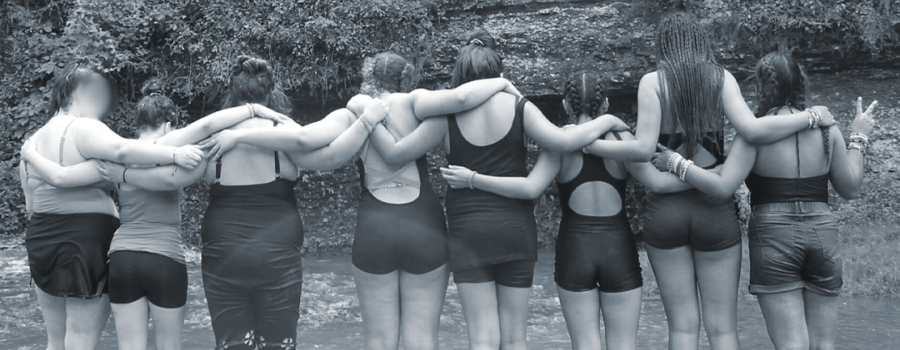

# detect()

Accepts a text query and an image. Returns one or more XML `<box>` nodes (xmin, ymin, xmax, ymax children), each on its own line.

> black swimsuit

<box><xmin>554</xmin><ymin>137</ymin><xmax>643</xmax><ymax>293</ymax></box>
<box><xmin>200</xmin><ymin>151</ymin><xmax>304</xmax><ymax>350</ymax></box>
<box><xmin>352</xmin><ymin>156</ymin><xmax>448</xmax><ymax>274</ymax></box>
<box><xmin>445</xmin><ymin>97</ymin><xmax>538</xmax><ymax>288</ymax></box>
<box><xmin>642</xmin><ymin>130</ymin><xmax>742</xmax><ymax>251</ymax></box>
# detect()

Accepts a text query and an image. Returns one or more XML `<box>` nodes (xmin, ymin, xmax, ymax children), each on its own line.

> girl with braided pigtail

<box><xmin>578</xmin><ymin>13</ymin><xmax>838</xmax><ymax>350</ymax></box>
<box><xmin>441</xmin><ymin>71</ymin><xmax>696</xmax><ymax>350</ymax></box>
<box><xmin>653</xmin><ymin>52</ymin><xmax>876</xmax><ymax>350</ymax></box>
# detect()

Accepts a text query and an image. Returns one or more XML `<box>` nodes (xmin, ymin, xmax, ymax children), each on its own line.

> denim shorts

<box><xmin>748</xmin><ymin>202</ymin><xmax>842</xmax><ymax>297</ymax></box>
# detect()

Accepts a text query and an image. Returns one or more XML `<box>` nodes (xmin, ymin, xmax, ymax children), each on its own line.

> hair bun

<box><xmin>232</xmin><ymin>55</ymin><xmax>270</xmax><ymax>76</ymax></box>
<box><xmin>469</xmin><ymin>38</ymin><xmax>485</xmax><ymax>47</ymax></box>
<box><xmin>141</xmin><ymin>78</ymin><xmax>164</xmax><ymax>96</ymax></box>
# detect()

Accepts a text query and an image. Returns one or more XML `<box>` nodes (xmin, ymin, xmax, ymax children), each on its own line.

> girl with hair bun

<box><xmin>21</xmin><ymin>76</ymin><xmax>293</xmax><ymax>350</ymax></box>
<box><xmin>652</xmin><ymin>52</ymin><xmax>876</xmax><ymax>350</ymax></box>
<box><xmin>370</xmin><ymin>31</ymin><xmax>630</xmax><ymax>350</ymax></box>
<box><xmin>440</xmin><ymin>71</ymin><xmax>691</xmax><ymax>350</ymax></box>
<box><xmin>205</xmin><ymin>51</ymin><xmax>521</xmax><ymax>350</ymax></box>
<box><xmin>18</xmin><ymin>63</ymin><xmax>205</xmax><ymax>350</ymax></box>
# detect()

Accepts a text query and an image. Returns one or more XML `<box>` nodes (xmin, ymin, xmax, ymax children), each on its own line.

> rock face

<box><xmin>420</xmin><ymin>0</ymin><xmax>899</xmax><ymax>99</ymax></box>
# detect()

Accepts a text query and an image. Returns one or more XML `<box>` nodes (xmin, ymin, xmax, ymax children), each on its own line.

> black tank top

<box><xmin>657</xmin><ymin>131</ymin><xmax>726</xmax><ymax>168</ymax></box>
<box><xmin>446</xmin><ymin>97</ymin><xmax>529</xmax><ymax>178</ymax></box>
<box><xmin>557</xmin><ymin>135</ymin><xmax>627</xmax><ymax>219</ymax></box>
<box><xmin>744</xmin><ymin>109</ymin><xmax>830</xmax><ymax>206</ymax></box>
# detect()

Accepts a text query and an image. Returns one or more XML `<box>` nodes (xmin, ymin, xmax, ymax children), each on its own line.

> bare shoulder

<box><xmin>638</xmin><ymin>72</ymin><xmax>660</xmax><ymax>92</ymax></box>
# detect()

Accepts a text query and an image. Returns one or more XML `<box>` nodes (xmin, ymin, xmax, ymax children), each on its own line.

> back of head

<box><xmin>50</xmin><ymin>62</ymin><xmax>119</xmax><ymax>118</ymax></box>
<box><xmin>223</xmin><ymin>55</ymin><xmax>291</xmax><ymax>114</ymax></box>
<box><xmin>451</xmin><ymin>29</ymin><xmax>503</xmax><ymax>87</ymax></box>
<box><xmin>360</xmin><ymin>52</ymin><xmax>417</xmax><ymax>96</ymax></box>
<box><xmin>135</xmin><ymin>78</ymin><xmax>178</xmax><ymax>132</ymax></box>
<box><xmin>656</xmin><ymin>12</ymin><xmax>724</xmax><ymax>157</ymax></box>
<box><xmin>754</xmin><ymin>52</ymin><xmax>807</xmax><ymax>118</ymax></box>
<box><xmin>563</xmin><ymin>71</ymin><xmax>607</xmax><ymax>122</ymax></box>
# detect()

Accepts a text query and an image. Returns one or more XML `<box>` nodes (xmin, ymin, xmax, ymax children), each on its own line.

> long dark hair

<box><xmin>222</xmin><ymin>55</ymin><xmax>291</xmax><ymax>114</ymax></box>
<box><xmin>753</xmin><ymin>52</ymin><xmax>829</xmax><ymax>159</ymax></box>
<box><xmin>359</xmin><ymin>52</ymin><xmax>417</xmax><ymax>96</ymax></box>
<box><xmin>656</xmin><ymin>12</ymin><xmax>724</xmax><ymax>158</ymax></box>
<box><xmin>451</xmin><ymin>29</ymin><xmax>503</xmax><ymax>87</ymax></box>
<box><xmin>135</xmin><ymin>78</ymin><xmax>178</xmax><ymax>132</ymax></box>
<box><xmin>563</xmin><ymin>71</ymin><xmax>607</xmax><ymax>121</ymax></box>
<box><xmin>49</xmin><ymin>62</ymin><xmax>118</xmax><ymax>116</ymax></box>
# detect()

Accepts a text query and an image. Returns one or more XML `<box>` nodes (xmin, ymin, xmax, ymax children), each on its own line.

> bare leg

<box><xmin>149</xmin><ymin>302</ymin><xmax>186</xmax><ymax>350</ymax></box>
<box><xmin>111</xmin><ymin>298</ymin><xmax>149</xmax><ymax>350</ymax></box>
<box><xmin>34</xmin><ymin>286</ymin><xmax>66</xmax><ymax>350</ymax></box>
<box><xmin>496</xmin><ymin>285</ymin><xmax>530</xmax><ymax>350</ymax></box>
<box><xmin>804</xmin><ymin>290</ymin><xmax>839</xmax><ymax>350</ymax></box>
<box><xmin>600</xmin><ymin>288</ymin><xmax>642</xmax><ymax>350</ymax></box>
<box><xmin>757</xmin><ymin>290</ymin><xmax>809</xmax><ymax>350</ymax></box>
<box><xmin>556</xmin><ymin>287</ymin><xmax>602</xmax><ymax>350</ymax></box>
<box><xmin>457</xmin><ymin>282</ymin><xmax>501</xmax><ymax>350</ymax></box>
<box><xmin>399</xmin><ymin>265</ymin><xmax>450</xmax><ymax>350</ymax></box>
<box><xmin>64</xmin><ymin>294</ymin><xmax>111</xmax><ymax>350</ymax></box>
<box><xmin>646</xmin><ymin>245</ymin><xmax>700</xmax><ymax>350</ymax></box>
<box><xmin>694</xmin><ymin>245</ymin><xmax>741</xmax><ymax>350</ymax></box>
<box><xmin>352</xmin><ymin>266</ymin><xmax>401</xmax><ymax>350</ymax></box>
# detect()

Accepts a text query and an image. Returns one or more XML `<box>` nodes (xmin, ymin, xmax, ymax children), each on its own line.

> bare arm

<box><xmin>652</xmin><ymin>136</ymin><xmax>757</xmax><ymax>199</ymax></box>
<box><xmin>584</xmin><ymin>73</ymin><xmax>664</xmax><ymax>163</ymax></box>
<box><xmin>19</xmin><ymin>161</ymin><xmax>33</xmax><ymax>219</ymax></box>
<box><xmin>440</xmin><ymin>150</ymin><xmax>561</xmax><ymax>200</ymax></box>
<box><xmin>611</xmin><ymin>131</ymin><xmax>693</xmax><ymax>193</ymax></box>
<box><xmin>722</xmin><ymin>70</ymin><xmax>834</xmax><ymax>143</ymax></box>
<box><xmin>288</xmin><ymin>99</ymin><xmax>391</xmax><ymax>171</ymax></box>
<box><xmin>19</xmin><ymin>138</ymin><xmax>104</xmax><ymax>188</ymax></box>
<box><xmin>73</xmin><ymin>118</ymin><xmax>203</xmax><ymax>168</ymax></box>
<box><xmin>157</xmin><ymin>104</ymin><xmax>290</xmax><ymax>147</ymax></box>
<box><xmin>369</xmin><ymin>117</ymin><xmax>447</xmax><ymax>167</ymax></box>
<box><xmin>411</xmin><ymin>78</ymin><xmax>520</xmax><ymax>120</ymax></box>
<box><xmin>99</xmin><ymin>160</ymin><xmax>208</xmax><ymax>191</ymax></box>
<box><xmin>522</xmin><ymin>102</ymin><xmax>630</xmax><ymax>154</ymax></box>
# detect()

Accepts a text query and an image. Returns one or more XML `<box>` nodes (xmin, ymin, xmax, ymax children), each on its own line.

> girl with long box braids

<box><xmin>653</xmin><ymin>52</ymin><xmax>876</xmax><ymax>350</ymax></box>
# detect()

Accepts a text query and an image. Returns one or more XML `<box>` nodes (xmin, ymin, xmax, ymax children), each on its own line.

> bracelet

<box><xmin>122</xmin><ymin>168</ymin><xmax>128</xmax><ymax>184</ymax></box>
<box><xmin>680</xmin><ymin>159</ymin><xmax>693</xmax><ymax>181</ymax></box>
<box><xmin>806</xmin><ymin>108</ymin><xmax>814</xmax><ymax>129</ymax></box>
<box><xmin>849</xmin><ymin>132</ymin><xmax>869</xmax><ymax>143</ymax></box>
<box><xmin>359</xmin><ymin>115</ymin><xmax>376</xmax><ymax>133</ymax></box>
<box><xmin>581</xmin><ymin>145</ymin><xmax>590</xmax><ymax>154</ymax></box>
<box><xmin>848</xmin><ymin>141</ymin><xmax>867</xmax><ymax>154</ymax></box>
<box><xmin>247</xmin><ymin>103</ymin><xmax>255</xmax><ymax>118</ymax></box>
<box><xmin>806</xmin><ymin>108</ymin><xmax>821</xmax><ymax>129</ymax></box>
<box><xmin>468</xmin><ymin>171</ymin><xmax>478</xmax><ymax>190</ymax></box>
<box><xmin>667</xmin><ymin>153</ymin><xmax>683</xmax><ymax>174</ymax></box>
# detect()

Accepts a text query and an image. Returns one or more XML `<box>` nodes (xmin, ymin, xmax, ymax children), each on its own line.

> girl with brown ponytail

<box><xmin>652</xmin><ymin>52</ymin><xmax>876</xmax><ymax>350</ymax></box>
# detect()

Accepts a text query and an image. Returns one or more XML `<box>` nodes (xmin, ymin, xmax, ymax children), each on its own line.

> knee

<box><xmin>704</xmin><ymin>322</ymin><xmax>737</xmax><ymax>338</ymax></box>
<box><xmin>809</xmin><ymin>340</ymin><xmax>834</xmax><ymax>350</ymax></box>
<box><xmin>364</xmin><ymin>335</ymin><xmax>399</xmax><ymax>350</ymax></box>
<box><xmin>470</xmin><ymin>335</ymin><xmax>501</xmax><ymax>350</ymax></box>
<box><xmin>668</xmin><ymin>315</ymin><xmax>701</xmax><ymax>334</ymax></box>
<box><xmin>402</xmin><ymin>336</ymin><xmax>438</xmax><ymax>350</ymax></box>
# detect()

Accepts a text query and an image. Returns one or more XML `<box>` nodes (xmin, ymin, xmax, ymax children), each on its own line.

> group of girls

<box><xmin>19</xmin><ymin>11</ymin><xmax>876</xmax><ymax>350</ymax></box>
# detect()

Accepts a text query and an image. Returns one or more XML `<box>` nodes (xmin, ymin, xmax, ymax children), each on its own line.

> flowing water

<box><xmin>1</xmin><ymin>247</ymin><xmax>898</xmax><ymax>350</ymax></box>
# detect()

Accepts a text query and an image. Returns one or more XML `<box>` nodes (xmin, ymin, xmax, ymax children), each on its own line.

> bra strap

<box><xmin>273</xmin><ymin>120</ymin><xmax>281</xmax><ymax>178</ymax></box>
<box><xmin>215</xmin><ymin>157</ymin><xmax>221</xmax><ymax>184</ymax></box>
<box><xmin>58</xmin><ymin>119</ymin><xmax>77</xmax><ymax>165</ymax></box>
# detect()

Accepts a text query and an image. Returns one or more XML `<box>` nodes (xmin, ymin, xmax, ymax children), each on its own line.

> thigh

<box><xmin>65</xmin><ymin>294</ymin><xmax>111</xmax><ymax>350</ymax></box>
<box><xmin>352</xmin><ymin>265</ymin><xmax>401</xmax><ymax>348</ymax></box>
<box><xmin>494</xmin><ymin>260</ymin><xmax>535</xmax><ymax>288</ymax></box>
<box><xmin>456</xmin><ymin>282</ymin><xmax>501</xmax><ymax>349</ymax></box>
<box><xmin>149</xmin><ymin>303</ymin><xmax>186</xmax><ymax>350</ymax></box>
<box><xmin>803</xmin><ymin>290</ymin><xmax>839</xmax><ymax>349</ymax></box>
<box><xmin>757</xmin><ymin>290</ymin><xmax>809</xmax><ymax>350</ymax></box>
<box><xmin>645</xmin><ymin>245</ymin><xmax>700</xmax><ymax>327</ymax></box>
<box><xmin>496</xmin><ymin>284</ymin><xmax>531</xmax><ymax>348</ymax></box>
<box><xmin>111</xmin><ymin>298</ymin><xmax>150</xmax><ymax>350</ymax></box>
<box><xmin>252</xmin><ymin>253</ymin><xmax>304</xmax><ymax>350</ymax></box>
<box><xmin>399</xmin><ymin>265</ymin><xmax>449</xmax><ymax>349</ymax></box>
<box><xmin>599</xmin><ymin>288</ymin><xmax>642</xmax><ymax>350</ymax></box>
<box><xmin>557</xmin><ymin>287</ymin><xmax>603</xmax><ymax>350</ymax></box>
<box><xmin>693</xmin><ymin>245</ymin><xmax>741</xmax><ymax>348</ymax></box>
<box><xmin>34</xmin><ymin>286</ymin><xmax>66</xmax><ymax>347</ymax></box>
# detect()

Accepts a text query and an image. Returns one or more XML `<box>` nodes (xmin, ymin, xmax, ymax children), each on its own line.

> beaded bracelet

<box><xmin>679</xmin><ymin>159</ymin><xmax>694</xmax><ymax>182</ymax></box>
<box><xmin>848</xmin><ymin>141</ymin><xmax>867</xmax><ymax>154</ymax></box>
<box><xmin>668</xmin><ymin>153</ymin><xmax>684</xmax><ymax>174</ymax></box>
<box><xmin>468</xmin><ymin>171</ymin><xmax>478</xmax><ymax>190</ymax></box>
<box><xmin>849</xmin><ymin>132</ymin><xmax>869</xmax><ymax>143</ymax></box>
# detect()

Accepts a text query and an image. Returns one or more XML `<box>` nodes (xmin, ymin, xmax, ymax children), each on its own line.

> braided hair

<box><xmin>223</xmin><ymin>55</ymin><xmax>291</xmax><ymax>114</ymax></box>
<box><xmin>753</xmin><ymin>51</ymin><xmax>829</xmax><ymax>159</ymax></box>
<box><xmin>360</xmin><ymin>52</ymin><xmax>418</xmax><ymax>96</ymax></box>
<box><xmin>451</xmin><ymin>29</ymin><xmax>503</xmax><ymax>87</ymax></box>
<box><xmin>656</xmin><ymin>12</ymin><xmax>724</xmax><ymax>158</ymax></box>
<box><xmin>134</xmin><ymin>78</ymin><xmax>179</xmax><ymax>132</ymax></box>
<box><xmin>562</xmin><ymin>71</ymin><xmax>607</xmax><ymax>122</ymax></box>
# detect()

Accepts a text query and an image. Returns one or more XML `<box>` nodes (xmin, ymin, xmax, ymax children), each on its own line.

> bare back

<box><xmin>203</xmin><ymin>117</ymin><xmax>299</xmax><ymax>185</ymax></box>
<box><xmin>361</xmin><ymin>93</ymin><xmax>423</xmax><ymax>204</ymax></box>
<box><xmin>751</xmin><ymin>108</ymin><xmax>832</xmax><ymax>178</ymax></box>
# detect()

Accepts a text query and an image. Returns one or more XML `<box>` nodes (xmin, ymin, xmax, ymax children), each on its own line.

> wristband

<box><xmin>468</xmin><ymin>171</ymin><xmax>478</xmax><ymax>190</ymax></box>
<box><xmin>122</xmin><ymin>168</ymin><xmax>128</xmax><ymax>184</ymax></box>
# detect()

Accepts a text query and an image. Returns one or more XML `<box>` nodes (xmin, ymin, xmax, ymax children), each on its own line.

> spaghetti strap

<box><xmin>216</xmin><ymin>120</ymin><xmax>281</xmax><ymax>183</ymax></box>
<box><xmin>58</xmin><ymin>119</ymin><xmax>77</xmax><ymax>165</ymax></box>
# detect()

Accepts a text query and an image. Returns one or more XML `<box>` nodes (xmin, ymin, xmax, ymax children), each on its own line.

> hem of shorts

<box><xmin>351</xmin><ymin>260</ymin><xmax>448</xmax><ymax>276</ymax></box>
<box><xmin>449</xmin><ymin>254</ymin><xmax>536</xmax><ymax>273</ymax></box>
<box><xmin>692</xmin><ymin>237</ymin><xmax>742</xmax><ymax>252</ymax></box>
<box><xmin>555</xmin><ymin>280</ymin><xmax>643</xmax><ymax>294</ymax></box>
<box><xmin>34</xmin><ymin>282</ymin><xmax>106</xmax><ymax>300</ymax></box>
<box><xmin>645</xmin><ymin>236</ymin><xmax>741</xmax><ymax>252</ymax></box>
<box><xmin>110</xmin><ymin>298</ymin><xmax>187</xmax><ymax>308</ymax></box>
<box><xmin>803</xmin><ymin>281</ymin><xmax>841</xmax><ymax>297</ymax></box>
<box><xmin>109</xmin><ymin>249</ymin><xmax>186</xmax><ymax>266</ymax></box>
<box><xmin>749</xmin><ymin>281</ymin><xmax>805</xmax><ymax>295</ymax></box>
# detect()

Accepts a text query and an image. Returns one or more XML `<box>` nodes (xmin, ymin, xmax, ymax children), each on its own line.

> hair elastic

<box><xmin>469</xmin><ymin>38</ymin><xmax>484</xmax><ymax>47</ymax></box>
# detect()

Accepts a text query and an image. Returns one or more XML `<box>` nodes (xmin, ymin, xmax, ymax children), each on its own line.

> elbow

<box><xmin>524</xmin><ymin>187</ymin><xmax>545</xmax><ymax>200</ymax></box>
<box><xmin>456</xmin><ymin>91</ymin><xmax>476</xmax><ymax>108</ymax></box>
<box><xmin>112</xmin><ymin>146</ymin><xmax>130</xmax><ymax>163</ymax></box>
<box><xmin>741</xmin><ymin>129</ymin><xmax>766</xmax><ymax>144</ymax></box>
<box><xmin>838</xmin><ymin>189</ymin><xmax>862</xmax><ymax>200</ymax></box>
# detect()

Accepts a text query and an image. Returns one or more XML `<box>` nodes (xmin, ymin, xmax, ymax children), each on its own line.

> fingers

<box><xmin>657</xmin><ymin>143</ymin><xmax>671</xmax><ymax>151</ymax></box>
<box><xmin>210</xmin><ymin>144</ymin><xmax>222</xmax><ymax>163</ymax></box>
<box><xmin>856</xmin><ymin>97</ymin><xmax>863</xmax><ymax>115</ymax></box>
<box><xmin>865</xmin><ymin>100</ymin><xmax>878</xmax><ymax>116</ymax></box>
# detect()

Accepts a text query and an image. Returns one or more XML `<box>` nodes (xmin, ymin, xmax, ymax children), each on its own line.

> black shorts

<box><xmin>108</xmin><ymin>250</ymin><xmax>187</xmax><ymax>308</ymax></box>
<box><xmin>643</xmin><ymin>189</ymin><xmax>742</xmax><ymax>252</ymax></box>
<box><xmin>453</xmin><ymin>260</ymin><xmax>536</xmax><ymax>288</ymax></box>
<box><xmin>555</xmin><ymin>215</ymin><xmax>643</xmax><ymax>293</ymax></box>
<box><xmin>26</xmin><ymin>213</ymin><xmax>119</xmax><ymax>299</ymax></box>
<box><xmin>352</xmin><ymin>190</ymin><xmax>448</xmax><ymax>275</ymax></box>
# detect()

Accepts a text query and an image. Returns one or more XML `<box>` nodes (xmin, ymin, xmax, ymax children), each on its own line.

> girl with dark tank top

<box><xmin>18</xmin><ymin>63</ymin><xmax>205</xmax><ymax>350</ymax></box>
<box><xmin>575</xmin><ymin>13</ymin><xmax>839</xmax><ymax>350</ymax></box>
<box><xmin>20</xmin><ymin>78</ymin><xmax>293</xmax><ymax>350</ymax></box>
<box><xmin>654</xmin><ymin>52</ymin><xmax>876</xmax><ymax>350</ymax></box>
<box><xmin>368</xmin><ymin>32</ymin><xmax>629</xmax><ymax>350</ymax></box>
<box><xmin>441</xmin><ymin>71</ymin><xmax>692</xmax><ymax>350</ymax></box>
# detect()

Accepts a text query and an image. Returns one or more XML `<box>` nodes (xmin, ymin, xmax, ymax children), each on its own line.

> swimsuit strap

<box><xmin>216</xmin><ymin>120</ymin><xmax>281</xmax><ymax>184</ymax></box>
<box><xmin>58</xmin><ymin>119</ymin><xmax>77</xmax><ymax>165</ymax></box>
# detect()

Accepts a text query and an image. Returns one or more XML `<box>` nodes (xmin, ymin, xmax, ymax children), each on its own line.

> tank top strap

<box><xmin>58</xmin><ymin>118</ymin><xmax>77</xmax><ymax>165</ymax></box>
<box><xmin>216</xmin><ymin>120</ymin><xmax>281</xmax><ymax>184</ymax></box>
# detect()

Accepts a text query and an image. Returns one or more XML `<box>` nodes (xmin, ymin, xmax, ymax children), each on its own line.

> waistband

<box><xmin>752</xmin><ymin>201</ymin><xmax>831</xmax><ymax>215</ymax></box>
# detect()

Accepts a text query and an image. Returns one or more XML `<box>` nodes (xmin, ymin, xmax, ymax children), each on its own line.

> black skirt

<box><xmin>25</xmin><ymin>213</ymin><xmax>120</xmax><ymax>298</ymax></box>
